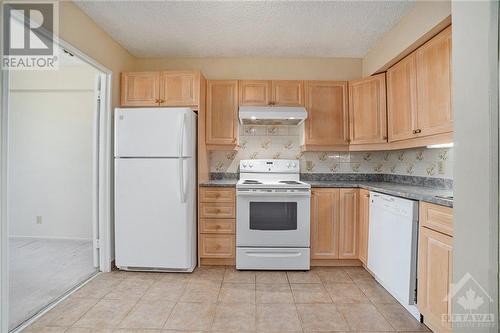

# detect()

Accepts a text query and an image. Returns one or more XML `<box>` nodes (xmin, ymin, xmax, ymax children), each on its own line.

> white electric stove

<box><xmin>236</xmin><ymin>159</ymin><xmax>311</xmax><ymax>270</ymax></box>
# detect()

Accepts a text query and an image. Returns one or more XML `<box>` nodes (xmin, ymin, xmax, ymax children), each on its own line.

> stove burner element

<box><xmin>279</xmin><ymin>180</ymin><xmax>301</xmax><ymax>185</ymax></box>
<box><xmin>243</xmin><ymin>180</ymin><xmax>263</xmax><ymax>185</ymax></box>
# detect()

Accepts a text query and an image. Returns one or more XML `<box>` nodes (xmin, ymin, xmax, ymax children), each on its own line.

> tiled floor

<box><xmin>24</xmin><ymin>266</ymin><xmax>430</xmax><ymax>333</ymax></box>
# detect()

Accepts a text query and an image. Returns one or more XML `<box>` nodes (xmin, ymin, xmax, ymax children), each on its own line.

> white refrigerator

<box><xmin>114</xmin><ymin>107</ymin><xmax>197</xmax><ymax>272</ymax></box>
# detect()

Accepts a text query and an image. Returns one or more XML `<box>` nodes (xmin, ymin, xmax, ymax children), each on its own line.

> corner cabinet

<box><xmin>239</xmin><ymin>80</ymin><xmax>304</xmax><ymax>106</ymax></box>
<box><xmin>418</xmin><ymin>202</ymin><xmax>453</xmax><ymax>333</ymax></box>
<box><xmin>205</xmin><ymin>80</ymin><xmax>239</xmax><ymax>149</ymax></box>
<box><xmin>310</xmin><ymin>188</ymin><xmax>359</xmax><ymax>262</ymax></box>
<box><xmin>387</xmin><ymin>26</ymin><xmax>452</xmax><ymax>143</ymax></box>
<box><xmin>120</xmin><ymin>70</ymin><xmax>201</xmax><ymax>108</ymax></box>
<box><xmin>303</xmin><ymin>81</ymin><xmax>349</xmax><ymax>151</ymax></box>
<box><xmin>348</xmin><ymin>73</ymin><xmax>387</xmax><ymax>145</ymax></box>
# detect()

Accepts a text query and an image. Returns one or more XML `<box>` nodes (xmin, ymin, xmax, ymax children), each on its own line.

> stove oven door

<box><xmin>236</xmin><ymin>190</ymin><xmax>310</xmax><ymax>247</ymax></box>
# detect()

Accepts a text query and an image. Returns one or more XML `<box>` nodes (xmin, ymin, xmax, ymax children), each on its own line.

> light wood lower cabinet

<box><xmin>199</xmin><ymin>187</ymin><xmax>236</xmax><ymax>265</ymax></box>
<box><xmin>418</xmin><ymin>202</ymin><xmax>453</xmax><ymax>333</ymax></box>
<box><xmin>358</xmin><ymin>189</ymin><xmax>370</xmax><ymax>265</ymax></box>
<box><xmin>310</xmin><ymin>188</ymin><xmax>359</xmax><ymax>262</ymax></box>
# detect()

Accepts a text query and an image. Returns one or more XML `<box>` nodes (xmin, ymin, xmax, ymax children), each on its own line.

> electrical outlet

<box><xmin>438</xmin><ymin>161</ymin><xmax>445</xmax><ymax>175</ymax></box>
<box><xmin>36</xmin><ymin>216</ymin><xmax>42</xmax><ymax>224</ymax></box>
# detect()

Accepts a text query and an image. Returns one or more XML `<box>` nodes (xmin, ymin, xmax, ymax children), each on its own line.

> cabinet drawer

<box><xmin>420</xmin><ymin>201</ymin><xmax>453</xmax><ymax>236</ymax></box>
<box><xmin>200</xmin><ymin>202</ymin><xmax>235</xmax><ymax>219</ymax></box>
<box><xmin>200</xmin><ymin>219</ymin><xmax>235</xmax><ymax>234</ymax></box>
<box><xmin>200</xmin><ymin>234</ymin><xmax>235</xmax><ymax>258</ymax></box>
<box><xmin>200</xmin><ymin>188</ymin><xmax>235</xmax><ymax>203</ymax></box>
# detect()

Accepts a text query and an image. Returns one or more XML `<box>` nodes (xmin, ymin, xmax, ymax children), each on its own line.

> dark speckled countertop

<box><xmin>199</xmin><ymin>176</ymin><xmax>453</xmax><ymax>207</ymax></box>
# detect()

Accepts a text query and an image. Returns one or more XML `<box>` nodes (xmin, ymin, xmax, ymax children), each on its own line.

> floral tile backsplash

<box><xmin>209</xmin><ymin>125</ymin><xmax>453</xmax><ymax>179</ymax></box>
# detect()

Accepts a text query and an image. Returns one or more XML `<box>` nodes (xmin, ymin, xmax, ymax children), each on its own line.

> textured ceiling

<box><xmin>75</xmin><ymin>1</ymin><xmax>415</xmax><ymax>58</ymax></box>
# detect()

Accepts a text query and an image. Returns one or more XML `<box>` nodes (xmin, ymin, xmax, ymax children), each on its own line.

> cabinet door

<box><xmin>239</xmin><ymin>80</ymin><xmax>271</xmax><ymax>106</ymax></box>
<box><xmin>418</xmin><ymin>226</ymin><xmax>453</xmax><ymax>333</ymax></box>
<box><xmin>304</xmin><ymin>81</ymin><xmax>349</xmax><ymax>147</ymax></box>
<box><xmin>416</xmin><ymin>26</ymin><xmax>453</xmax><ymax>137</ymax></box>
<box><xmin>310</xmin><ymin>189</ymin><xmax>339</xmax><ymax>259</ymax></box>
<box><xmin>271</xmin><ymin>80</ymin><xmax>304</xmax><ymax>106</ymax></box>
<box><xmin>206</xmin><ymin>80</ymin><xmax>238</xmax><ymax>146</ymax></box>
<box><xmin>387</xmin><ymin>53</ymin><xmax>417</xmax><ymax>142</ymax></box>
<box><xmin>159</xmin><ymin>71</ymin><xmax>199</xmax><ymax>107</ymax></box>
<box><xmin>348</xmin><ymin>73</ymin><xmax>387</xmax><ymax>145</ymax></box>
<box><xmin>339</xmin><ymin>189</ymin><xmax>359</xmax><ymax>259</ymax></box>
<box><xmin>120</xmin><ymin>72</ymin><xmax>160</xmax><ymax>107</ymax></box>
<box><xmin>358</xmin><ymin>189</ymin><xmax>370</xmax><ymax>265</ymax></box>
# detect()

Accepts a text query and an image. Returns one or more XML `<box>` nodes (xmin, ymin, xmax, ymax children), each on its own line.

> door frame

<box><xmin>0</xmin><ymin>37</ymin><xmax>113</xmax><ymax>332</ymax></box>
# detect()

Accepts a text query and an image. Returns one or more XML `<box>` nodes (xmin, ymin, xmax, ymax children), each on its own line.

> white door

<box><xmin>115</xmin><ymin>108</ymin><xmax>195</xmax><ymax>157</ymax></box>
<box><xmin>114</xmin><ymin>158</ymin><xmax>193</xmax><ymax>269</ymax></box>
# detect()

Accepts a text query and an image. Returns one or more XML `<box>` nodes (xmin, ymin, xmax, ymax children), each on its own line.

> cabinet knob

<box><xmin>215</xmin><ymin>193</ymin><xmax>220</xmax><ymax>198</ymax></box>
<box><xmin>159</xmin><ymin>99</ymin><xmax>165</xmax><ymax>104</ymax></box>
<box><xmin>413</xmin><ymin>129</ymin><xmax>422</xmax><ymax>134</ymax></box>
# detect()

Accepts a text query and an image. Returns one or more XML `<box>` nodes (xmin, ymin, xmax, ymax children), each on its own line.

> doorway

<box><xmin>1</xmin><ymin>42</ymin><xmax>112</xmax><ymax>331</ymax></box>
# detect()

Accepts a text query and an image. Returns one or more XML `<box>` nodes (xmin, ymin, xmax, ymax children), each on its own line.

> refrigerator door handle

<box><xmin>178</xmin><ymin>114</ymin><xmax>187</xmax><ymax>203</ymax></box>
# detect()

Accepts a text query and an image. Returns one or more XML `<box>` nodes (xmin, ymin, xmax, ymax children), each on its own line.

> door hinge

<box><xmin>94</xmin><ymin>239</ymin><xmax>101</xmax><ymax>249</ymax></box>
<box><xmin>414</xmin><ymin>284</ymin><xmax>418</xmax><ymax>303</ymax></box>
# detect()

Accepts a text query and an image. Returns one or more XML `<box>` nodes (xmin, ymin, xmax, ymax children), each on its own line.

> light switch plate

<box><xmin>438</xmin><ymin>161</ymin><xmax>445</xmax><ymax>175</ymax></box>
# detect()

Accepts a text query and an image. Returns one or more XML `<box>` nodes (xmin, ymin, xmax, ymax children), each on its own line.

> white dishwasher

<box><xmin>368</xmin><ymin>192</ymin><xmax>420</xmax><ymax>319</ymax></box>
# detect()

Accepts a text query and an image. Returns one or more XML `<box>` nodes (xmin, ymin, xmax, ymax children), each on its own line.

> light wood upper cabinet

<box><xmin>339</xmin><ymin>189</ymin><xmax>359</xmax><ymax>259</ymax></box>
<box><xmin>304</xmin><ymin>81</ymin><xmax>349</xmax><ymax>149</ymax></box>
<box><xmin>159</xmin><ymin>71</ymin><xmax>199</xmax><ymax>107</ymax></box>
<box><xmin>206</xmin><ymin>80</ymin><xmax>239</xmax><ymax>147</ymax></box>
<box><xmin>387</xmin><ymin>53</ymin><xmax>417</xmax><ymax>142</ymax></box>
<box><xmin>348</xmin><ymin>73</ymin><xmax>387</xmax><ymax>145</ymax></box>
<box><xmin>358</xmin><ymin>189</ymin><xmax>370</xmax><ymax>265</ymax></box>
<box><xmin>418</xmin><ymin>226</ymin><xmax>453</xmax><ymax>333</ymax></box>
<box><xmin>310</xmin><ymin>188</ymin><xmax>339</xmax><ymax>259</ymax></box>
<box><xmin>416</xmin><ymin>26</ymin><xmax>453</xmax><ymax>137</ymax></box>
<box><xmin>121</xmin><ymin>72</ymin><xmax>160</xmax><ymax>107</ymax></box>
<box><xmin>271</xmin><ymin>80</ymin><xmax>304</xmax><ymax>106</ymax></box>
<box><xmin>239</xmin><ymin>80</ymin><xmax>271</xmax><ymax>106</ymax></box>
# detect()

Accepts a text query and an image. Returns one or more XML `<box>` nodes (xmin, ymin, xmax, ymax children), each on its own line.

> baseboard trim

<box><xmin>311</xmin><ymin>259</ymin><xmax>363</xmax><ymax>267</ymax></box>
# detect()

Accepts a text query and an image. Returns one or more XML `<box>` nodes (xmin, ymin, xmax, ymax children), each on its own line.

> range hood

<box><xmin>239</xmin><ymin>106</ymin><xmax>307</xmax><ymax>125</ymax></box>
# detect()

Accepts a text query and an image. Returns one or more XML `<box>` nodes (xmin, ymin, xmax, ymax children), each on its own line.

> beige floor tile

<box><xmin>256</xmin><ymin>303</ymin><xmax>301</xmax><ymax>332</ymax></box>
<box><xmin>104</xmin><ymin>278</ymin><xmax>155</xmax><ymax>301</ymax></box>
<box><xmin>314</xmin><ymin>267</ymin><xmax>353</xmax><ymax>283</ymax></box>
<box><xmin>190</xmin><ymin>266</ymin><xmax>225</xmax><ymax>282</ymax></box>
<box><xmin>211</xmin><ymin>303</ymin><xmax>256</xmax><ymax>332</ymax></box>
<box><xmin>179</xmin><ymin>280</ymin><xmax>221</xmax><ymax>303</ymax></box>
<box><xmin>337</xmin><ymin>303</ymin><xmax>395</xmax><ymax>331</ymax></box>
<box><xmin>27</xmin><ymin>297</ymin><xmax>99</xmax><ymax>328</ymax></box>
<box><xmin>164</xmin><ymin>302</ymin><xmax>216</xmax><ymax>331</ymax></box>
<box><xmin>118</xmin><ymin>300</ymin><xmax>175</xmax><ymax>329</ymax></box>
<box><xmin>64</xmin><ymin>328</ymin><xmax>113</xmax><ymax>333</ymax></box>
<box><xmin>291</xmin><ymin>283</ymin><xmax>332</xmax><ymax>303</ymax></box>
<box><xmin>23</xmin><ymin>327</ymin><xmax>68</xmax><ymax>333</ymax></box>
<box><xmin>160</xmin><ymin>272</ymin><xmax>193</xmax><ymax>283</ymax></box>
<box><xmin>287</xmin><ymin>270</ymin><xmax>321</xmax><ymax>284</ymax></box>
<box><xmin>355</xmin><ymin>280</ymin><xmax>397</xmax><ymax>304</ymax></box>
<box><xmin>256</xmin><ymin>284</ymin><xmax>294</xmax><ymax>304</ymax></box>
<box><xmin>224</xmin><ymin>268</ymin><xmax>256</xmax><ymax>283</ymax></box>
<box><xmin>114</xmin><ymin>329</ymin><xmax>162</xmax><ymax>333</ymax></box>
<box><xmin>255</xmin><ymin>271</ymin><xmax>288</xmax><ymax>284</ymax></box>
<box><xmin>324</xmin><ymin>282</ymin><xmax>370</xmax><ymax>304</ymax></box>
<box><xmin>296</xmin><ymin>303</ymin><xmax>349</xmax><ymax>331</ymax></box>
<box><xmin>73</xmin><ymin>299</ymin><xmax>137</xmax><ymax>328</ymax></box>
<box><xmin>72</xmin><ymin>278</ymin><xmax>122</xmax><ymax>299</ymax></box>
<box><xmin>344</xmin><ymin>266</ymin><xmax>375</xmax><ymax>282</ymax></box>
<box><xmin>218</xmin><ymin>283</ymin><xmax>256</xmax><ymax>303</ymax></box>
<box><xmin>110</xmin><ymin>271</ymin><xmax>165</xmax><ymax>281</ymax></box>
<box><xmin>375</xmin><ymin>303</ymin><xmax>430</xmax><ymax>331</ymax></box>
<box><xmin>142</xmin><ymin>281</ymin><xmax>187</xmax><ymax>302</ymax></box>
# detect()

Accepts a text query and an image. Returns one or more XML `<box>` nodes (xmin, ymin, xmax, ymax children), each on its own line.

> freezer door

<box><xmin>115</xmin><ymin>108</ymin><xmax>196</xmax><ymax>157</ymax></box>
<box><xmin>115</xmin><ymin>158</ymin><xmax>195</xmax><ymax>270</ymax></box>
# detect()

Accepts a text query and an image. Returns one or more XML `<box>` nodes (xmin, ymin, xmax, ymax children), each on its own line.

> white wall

<box><xmin>8</xmin><ymin>66</ymin><xmax>98</xmax><ymax>240</ymax></box>
<box><xmin>452</xmin><ymin>2</ymin><xmax>498</xmax><ymax>332</ymax></box>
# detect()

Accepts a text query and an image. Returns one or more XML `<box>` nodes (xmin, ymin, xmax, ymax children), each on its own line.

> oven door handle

<box><xmin>237</xmin><ymin>191</ymin><xmax>310</xmax><ymax>197</ymax></box>
<box><xmin>244</xmin><ymin>251</ymin><xmax>303</xmax><ymax>258</ymax></box>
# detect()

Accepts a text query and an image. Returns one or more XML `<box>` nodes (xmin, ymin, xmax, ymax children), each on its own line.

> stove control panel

<box><xmin>240</xmin><ymin>159</ymin><xmax>299</xmax><ymax>173</ymax></box>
